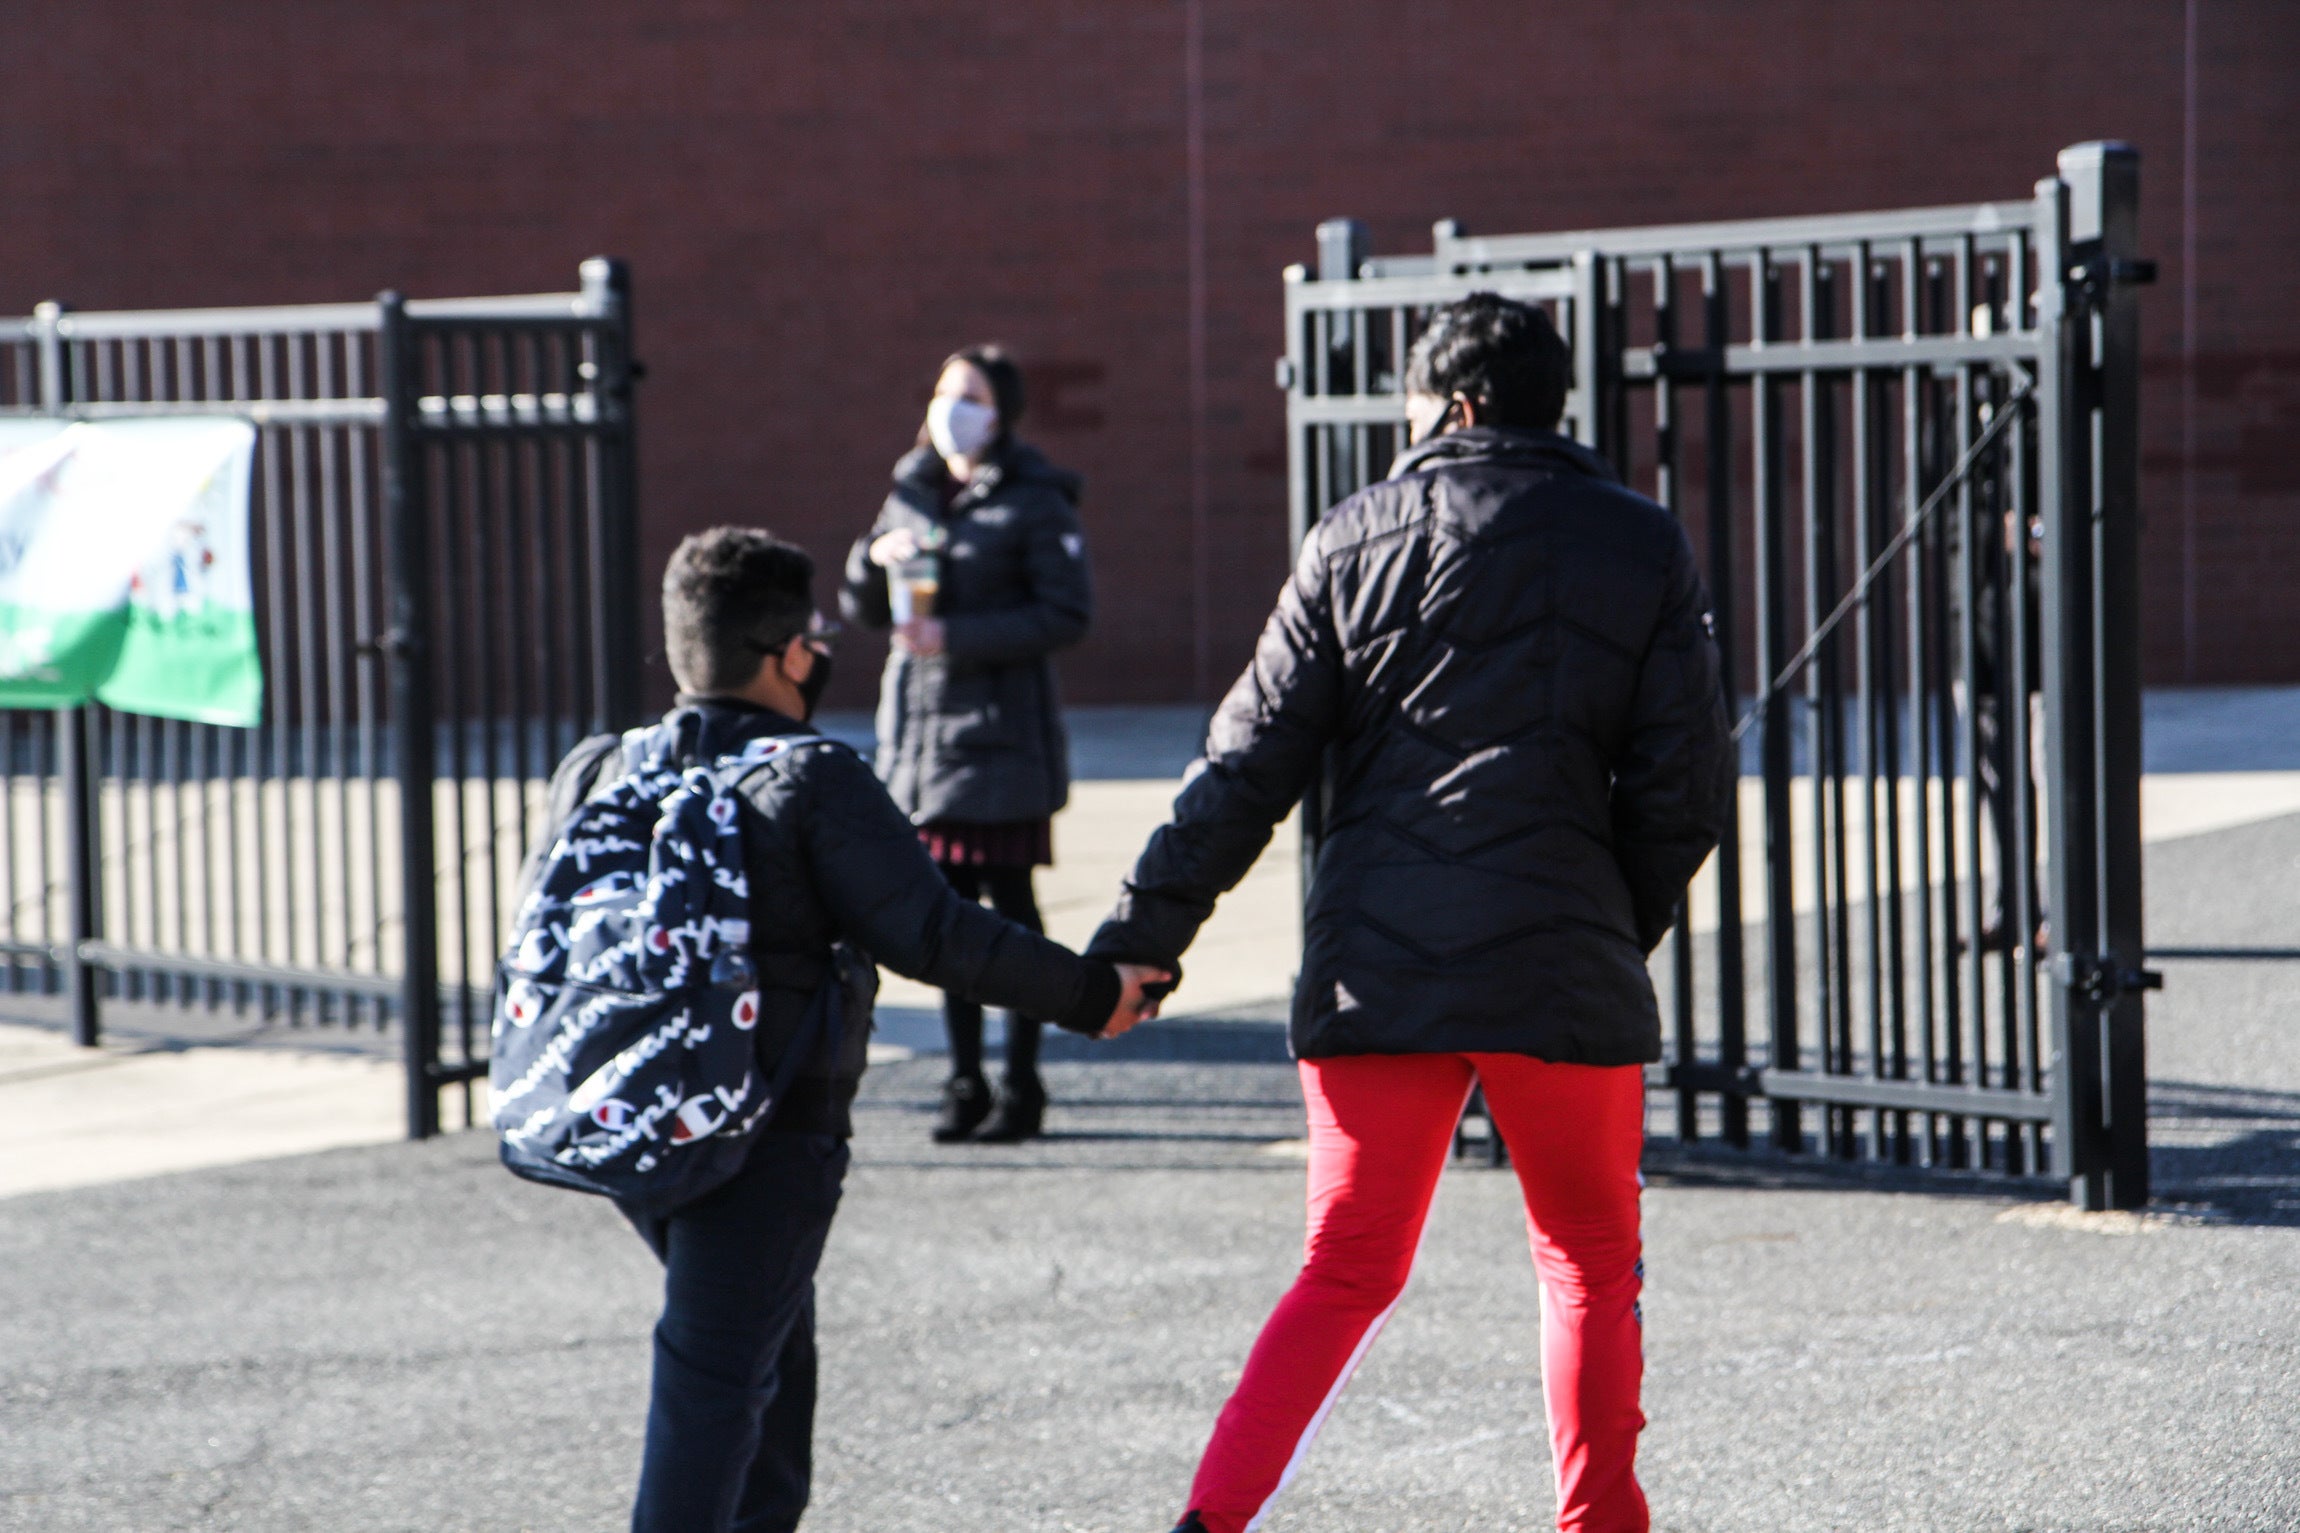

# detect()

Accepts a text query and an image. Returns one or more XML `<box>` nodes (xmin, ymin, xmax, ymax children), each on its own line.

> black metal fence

<box><xmin>1282</xmin><ymin>144</ymin><xmax>2154</xmax><ymax>1209</ymax></box>
<box><xmin>0</xmin><ymin>261</ymin><xmax>641</xmax><ymax>1137</ymax></box>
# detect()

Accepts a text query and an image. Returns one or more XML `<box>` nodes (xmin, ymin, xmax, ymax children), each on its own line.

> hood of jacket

<box><xmin>893</xmin><ymin>439</ymin><xmax>1082</xmax><ymax>508</ymax></box>
<box><xmin>1385</xmin><ymin>424</ymin><xmax>1620</xmax><ymax>487</ymax></box>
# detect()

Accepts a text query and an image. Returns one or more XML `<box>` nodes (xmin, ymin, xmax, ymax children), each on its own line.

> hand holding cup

<box><xmin>868</xmin><ymin>528</ymin><xmax>921</xmax><ymax>568</ymax></box>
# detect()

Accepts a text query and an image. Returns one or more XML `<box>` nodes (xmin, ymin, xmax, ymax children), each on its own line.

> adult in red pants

<box><xmin>1088</xmin><ymin>294</ymin><xmax>1735</xmax><ymax>1533</ymax></box>
<box><xmin>1191</xmin><ymin>1054</ymin><xmax>1648</xmax><ymax>1532</ymax></box>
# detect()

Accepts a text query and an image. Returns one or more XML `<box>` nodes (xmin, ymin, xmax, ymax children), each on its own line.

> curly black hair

<box><xmin>661</xmin><ymin>527</ymin><xmax>815</xmax><ymax>694</ymax></box>
<box><xmin>1403</xmin><ymin>292</ymin><xmax>1572</xmax><ymax>433</ymax></box>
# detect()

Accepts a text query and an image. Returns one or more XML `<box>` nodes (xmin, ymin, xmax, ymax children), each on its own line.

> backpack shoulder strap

<box><xmin>710</xmin><ymin>731</ymin><xmax>857</xmax><ymax>797</ymax></box>
<box><xmin>512</xmin><ymin>732</ymin><xmax>630</xmax><ymax>910</ymax></box>
<box><xmin>559</xmin><ymin>732</ymin><xmax>629</xmax><ymax>813</ymax></box>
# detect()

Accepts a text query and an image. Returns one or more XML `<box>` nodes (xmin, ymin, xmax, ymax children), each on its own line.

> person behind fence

<box><xmin>841</xmin><ymin>344</ymin><xmax>1093</xmax><ymax>1144</ymax></box>
<box><xmin>526</xmin><ymin>528</ymin><xmax>1164</xmax><ymax>1533</ymax></box>
<box><xmin>1085</xmin><ymin>294</ymin><xmax>1737</xmax><ymax>1533</ymax></box>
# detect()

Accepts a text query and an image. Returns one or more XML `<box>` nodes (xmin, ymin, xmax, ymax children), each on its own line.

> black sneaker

<box><xmin>930</xmin><ymin>1074</ymin><xmax>994</xmax><ymax>1143</ymax></box>
<box><xmin>976</xmin><ymin>1074</ymin><xmax>1047</xmax><ymax>1143</ymax></box>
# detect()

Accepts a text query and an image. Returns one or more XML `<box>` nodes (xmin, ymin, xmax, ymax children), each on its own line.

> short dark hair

<box><xmin>1403</xmin><ymin>293</ymin><xmax>1572</xmax><ymax>432</ymax></box>
<box><xmin>661</xmin><ymin>527</ymin><xmax>815</xmax><ymax>694</ymax></box>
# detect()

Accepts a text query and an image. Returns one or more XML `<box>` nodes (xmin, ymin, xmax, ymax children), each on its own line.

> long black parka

<box><xmin>840</xmin><ymin>442</ymin><xmax>1092</xmax><ymax>826</ymax></box>
<box><xmin>1087</xmin><ymin>427</ymin><xmax>1737</xmax><ymax>1066</ymax></box>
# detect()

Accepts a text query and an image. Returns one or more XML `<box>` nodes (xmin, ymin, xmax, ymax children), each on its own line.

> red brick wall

<box><xmin>3</xmin><ymin>1</ymin><xmax>2292</xmax><ymax>704</ymax></box>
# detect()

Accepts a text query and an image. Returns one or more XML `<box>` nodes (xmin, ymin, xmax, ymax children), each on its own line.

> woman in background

<box><xmin>841</xmin><ymin>346</ymin><xmax>1093</xmax><ymax>1143</ymax></box>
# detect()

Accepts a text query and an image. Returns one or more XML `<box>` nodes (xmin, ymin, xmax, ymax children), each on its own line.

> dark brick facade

<box><xmin>4</xmin><ymin>2</ymin><xmax>2293</xmax><ymax>706</ymax></box>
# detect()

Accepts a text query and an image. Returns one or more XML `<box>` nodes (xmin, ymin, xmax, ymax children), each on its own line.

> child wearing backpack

<box><xmin>495</xmin><ymin>527</ymin><xmax>1166</xmax><ymax>1533</ymax></box>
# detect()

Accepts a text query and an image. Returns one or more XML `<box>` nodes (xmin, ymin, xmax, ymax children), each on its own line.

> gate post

<box><xmin>378</xmin><ymin>292</ymin><xmax>444</xmax><ymax>1140</ymax></box>
<box><xmin>2068</xmin><ymin>142</ymin><xmax>2152</xmax><ymax>1210</ymax></box>
<box><xmin>1315</xmin><ymin>218</ymin><xmax>1367</xmax><ymax>284</ymax></box>
<box><xmin>2038</xmin><ymin>144</ymin><xmax>2153</xmax><ymax>1210</ymax></box>
<box><xmin>1566</xmin><ymin>251</ymin><xmax>1611</xmax><ymax>456</ymax></box>
<box><xmin>32</xmin><ymin>301</ymin><xmax>103</xmax><ymax>1048</ymax></box>
<box><xmin>579</xmin><ymin>257</ymin><xmax>644</xmax><ymax>734</ymax></box>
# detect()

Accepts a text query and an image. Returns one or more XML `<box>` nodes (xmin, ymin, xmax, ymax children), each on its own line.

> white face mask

<box><xmin>927</xmin><ymin>396</ymin><xmax>998</xmax><ymax>460</ymax></box>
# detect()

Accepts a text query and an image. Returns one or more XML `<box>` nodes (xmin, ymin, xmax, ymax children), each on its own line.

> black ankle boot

<box><xmin>931</xmin><ymin>1074</ymin><xmax>993</xmax><ymax>1143</ymax></box>
<box><xmin>976</xmin><ymin>1073</ymin><xmax>1047</xmax><ymax>1143</ymax></box>
<box><xmin>1168</xmin><ymin>1514</ymin><xmax>1209</xmax><ymax>1533</ymax></box>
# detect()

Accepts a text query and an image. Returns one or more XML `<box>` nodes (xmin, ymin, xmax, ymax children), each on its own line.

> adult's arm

<box><xmin>938</xmin><ymin>493</ymin><xmax>1092</xmax><ymax>664</ymax></box>
<box><xmin>792</xmin><ymin>744</ymin><xmax>1120</xmax><ymax>1033</ymax></box>
<box><xmin>1608</xmin><ymin>530</ymin><xmax>1738</xmax><ymax>953</ymax></box>
<box><xmin>839</xmin><ymin>520</ymin><xmax>895</xmax><ymax>631</ymax></box>
<box><xmin>1086</xmin><ymin>530</ymin><xmax>1343</xmax><ymax>969</ymax></box>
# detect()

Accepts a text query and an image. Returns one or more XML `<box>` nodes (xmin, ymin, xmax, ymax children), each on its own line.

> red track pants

<box><xmin>1186</xmin><ymin>1053</ymin><xmax>1649</xmax><ymax>1533</ymax></box>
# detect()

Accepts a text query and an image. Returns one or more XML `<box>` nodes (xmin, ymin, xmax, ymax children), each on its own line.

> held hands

<box><xmin>1101</xmin><ymin>963</ymin><xmax>1174</xmax><ymax>1040</ymax></box>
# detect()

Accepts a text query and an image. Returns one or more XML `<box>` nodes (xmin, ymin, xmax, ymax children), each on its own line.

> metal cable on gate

<box><xmin>1730</xmin><ymin>378</ymin><xmax>2036</xmax><ymax>743</ymax></box>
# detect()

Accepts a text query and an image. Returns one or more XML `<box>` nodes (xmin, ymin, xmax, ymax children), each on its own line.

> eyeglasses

<box><xmin>751</xmin><ymin>614</ymin><xmax>843</xmax><ymax>656</ymax></box>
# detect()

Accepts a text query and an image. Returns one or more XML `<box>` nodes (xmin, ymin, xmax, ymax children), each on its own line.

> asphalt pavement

<box><xmin>2</xmin><ymin>695</ymin><xmax>2296</xmax><ymax>1531</ymax></box>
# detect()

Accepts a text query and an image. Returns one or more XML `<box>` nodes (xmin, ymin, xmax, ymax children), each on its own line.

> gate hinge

<box><xmin>2052</xmin><ymin>953</ymin><xmax>2164</xmax><ymax>1004</ymax></box>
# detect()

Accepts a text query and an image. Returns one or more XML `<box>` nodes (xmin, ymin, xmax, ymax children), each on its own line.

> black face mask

<box><xmin>793</xmin><ymin>646</ymin><xmax>833</xmax><ymax>720</ymax></box>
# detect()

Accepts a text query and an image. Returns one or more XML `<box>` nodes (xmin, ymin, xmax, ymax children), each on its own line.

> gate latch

<box><xmin>354</xmin><ymin>627</ymin><xmax>417</xmax><ymax>662</ymax></box>
<box><xmin>2069</xmin><ymin>257</ymin><xmax>2158</xmax><ymax>294</ymax></box>
<box><xmin>2052</xmin><ymin>952</ymin><xmax>2164</xmax><ymax>1004</ymax></box>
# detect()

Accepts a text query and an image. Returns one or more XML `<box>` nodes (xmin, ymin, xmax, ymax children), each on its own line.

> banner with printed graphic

<box><xmin>0</xmin><ymin>418</ymin><xmax>262</xmax><ymax>726</ymax></box>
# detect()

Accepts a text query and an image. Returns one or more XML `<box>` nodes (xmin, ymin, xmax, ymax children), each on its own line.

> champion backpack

<box><xmin>488</xmin><ymin>723</ymin><xmax>842</xmax><ymax>1214</ymax></box>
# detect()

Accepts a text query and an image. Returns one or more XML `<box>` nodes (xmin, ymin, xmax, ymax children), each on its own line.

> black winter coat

<box><xmin>841</xmin><ymin>442</ymin><xmax>1091</xmax><ymax>826</ymax></box>
<box><xmin>535</xmin><ymin>698</ymin><xmax>1121</xmax><ymax>1136</ymax></box>
<box><xmin>1086</xmin><ymin>428</ymin><xmax>1736</xmax><ymax>1065</ymax></box>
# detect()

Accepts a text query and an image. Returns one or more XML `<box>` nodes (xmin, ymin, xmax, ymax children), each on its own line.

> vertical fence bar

<box><xmin>2008</xmin><ymin>323</ymin><xmax>2047</xmax><ymax>1172</ymax></box>
<box><xmin>1953</xmin><ymin>241</ymin><xmax>1990</xmax><ymax>1165</ymax></box>
<box><xmin>1752</xmin><ymin>254</ymin><xmax>1801</xmax><ymax>1153</ymax></box>
<box><xmin>379</xmin><ymin>293</ymin><xmax>442</xmax><ymax>1140</ymax></box>
<box><xmin>0</xmin><ymin>715</ymin><xmax>17</xmax><ymax>994</ymax></box>
<box><xmin>1702</xmin><ymin>251</ymin><xmax>1749</xmax><ymax>1149</ymax></box>
<box><xmin>1570</xmin><ymin>252</ymin><xmax>1602</xmax><ymax>452</ymax></box>
<box><xmin>1654</xmin><ymin>255</ymin><xmax>1701</xmax><ymax>1144</ymax></box>
<box><xmin>1797</xmin><ymin>254</ymin><xmax>1833</xmax><ymax>1088</ymax></box>
<box><xmin>59</xmin><ymin>706</ymin><xmax>100</xmax><ymax>1047</ymax></box>
<box><xmin>34</xmin><ymin>303</ymin><xmax>103</xmax><ymax>1046</ymax></box>
<box><xmin>1848</xmin><ymin>245</ymin><xmax>1880</xmax><ymax>1152</ymax></box>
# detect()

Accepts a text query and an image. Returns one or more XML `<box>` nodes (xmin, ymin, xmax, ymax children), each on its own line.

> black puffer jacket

<box><xmin>1087</xmin><ymin>427</ymin><xmax>1735</xmax><ymax>1065</ymax></box>
<box><xmin>535</xmin><ymin>698</ymin><xmax>1121</xmax><ymax>1135</ymax></box>
<box><xmin>840</xmin><ymin>442</ymin><xmax>1091</xmax><ymax>825</ymax></box>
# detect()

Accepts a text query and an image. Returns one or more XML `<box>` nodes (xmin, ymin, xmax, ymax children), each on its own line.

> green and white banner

<box><xmin>0</xmin><ymin>418</ymin><xmax>262</xmax><ymax>726</ymax></box>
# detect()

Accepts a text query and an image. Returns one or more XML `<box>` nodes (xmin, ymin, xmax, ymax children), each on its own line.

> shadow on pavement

<box><xmin>1632</xmin><ymin>1078</ymin><xmax>2300</xmax><ymax>1229</ymax></box>
<box><xmin>2147</xmin><ymin>1079</ymin><xmax>2300</xmax><ymax>1228</ymax></box>
<box><xmin>1042</xmin><ymin>1017</ymin><xmax>1292</xmax><ymax>1064</ymax></box>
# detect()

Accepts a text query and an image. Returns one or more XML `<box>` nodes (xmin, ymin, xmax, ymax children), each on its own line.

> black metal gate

<box><xmin>0</xmin><ymin>260</ymin><xmax>641</xmax><ymax>1137</ymax></box>
<box><xmin>1281</xmin><ymin>144</ymin><xmax>2155</xmax><ymax>1209</ymax></box>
